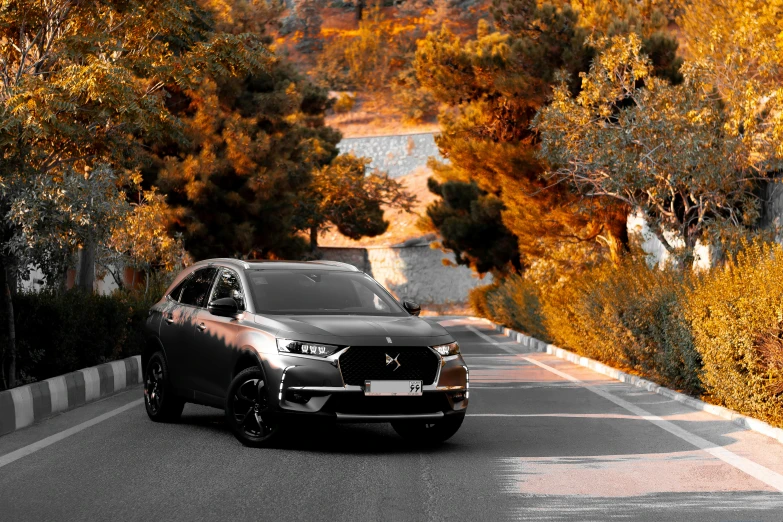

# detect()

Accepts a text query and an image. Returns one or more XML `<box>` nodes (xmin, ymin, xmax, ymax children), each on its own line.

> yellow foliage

<box><xmin>687</xmin><ymin>240</ymin><xmax>783</xmax><ymax>426</ymax></box>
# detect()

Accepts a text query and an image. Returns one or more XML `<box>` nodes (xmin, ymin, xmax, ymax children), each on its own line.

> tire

<box><xmin>225</xmin><ymin>367</ymin><xmax>283</xmax><ymax>447</ymax></box>
<box><xmin>144</xmin><ymin>351</ymin><xmax>185</xmax><ymax>422</ymax></box>
<box><xmin>391</xmin><ymin>413</ymin><xmax>465</xmax><ymax>444</ymax></box>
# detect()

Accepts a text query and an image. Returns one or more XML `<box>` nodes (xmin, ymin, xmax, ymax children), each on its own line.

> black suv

<box><xmin>143</xmin><ymin>259</ymin><xmax>469</xmax><ymax>446</ymax></box>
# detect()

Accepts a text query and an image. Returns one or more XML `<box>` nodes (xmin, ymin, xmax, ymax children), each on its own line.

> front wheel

<box><xmin>225</xmin><ymin>367</ymin><xmax>282</xmax><ymax>447</ymax></box>
<box><xmin>391</xmin><ymin>413</ymin><xmax>465</xmax><ymax>444</ymax></box>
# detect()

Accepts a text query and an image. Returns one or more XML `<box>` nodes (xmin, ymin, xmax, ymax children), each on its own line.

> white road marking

<box><xmin>0</xmin><ymin>398</ymin><xmax>143</xmax><ymax>469</ymax></box>
<box><xmin>465</xmin><ymin>324</ymin><xmax>783</xmax><ymax>493</ymax></box>
<box><xmin>468</xmin><ymin>413</ymin><xmax>642</xmax><ymax>419</ymax></box>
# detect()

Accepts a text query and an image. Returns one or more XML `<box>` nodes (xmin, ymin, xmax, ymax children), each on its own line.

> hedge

<box><xmin>687</xmin><ymin>242</ymin><xmax>783</xmax><ymax>426</ymax></box>
<box><xmin>10</xmin><ymin>289</ymin><xmax>155</xmax><ymax>386</ymax></box>
<box><xmin>471</xmin><ymin>242</ymin><xmax>783</xmax><ymax>426</ymax></box>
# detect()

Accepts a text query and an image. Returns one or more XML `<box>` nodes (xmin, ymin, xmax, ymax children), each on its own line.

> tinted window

<box><xmin>168</xmin><ymin>278</ymin><xmax>189</xmax><ymax>302</ymax></box>
<box><xmin>247</xmin><ymin>270</ymin><xmax>406</xmax><ymax>316</ymax></box>
<box><xmin>210</xmin><ymin>268</ymin><xmax>246</xmax><ymax>311</ymax></box>
<box><xmin>179</xmin><ymin>268</ymin><xmax>218</xmax><ymax>308</ymax></box>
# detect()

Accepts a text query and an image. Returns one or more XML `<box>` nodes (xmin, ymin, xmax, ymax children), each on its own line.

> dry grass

<box><xmin>318</xmin><ymin>166</ymin><xmax>438</xmax><ymax>247</ymax></box>
<box><xmin>325</xmin><ymin>90</ymin><xmax>439</xmax><ymax>138</ymax></box>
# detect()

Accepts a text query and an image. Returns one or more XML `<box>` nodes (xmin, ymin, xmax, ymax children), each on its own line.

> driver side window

<box><xmin>351</xmin><ymin>280</ymin><xmax>390</xmax><ymax>312</ymax></box>
<box><xmin>210</xmin><ymin>268</ymin><xmax>246</xmax><ymax>311</ymax></box>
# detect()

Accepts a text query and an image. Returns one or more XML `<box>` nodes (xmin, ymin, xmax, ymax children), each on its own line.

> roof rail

<box><xmin>196</xmin><ymin>257</ymin><xmax>250</xmax><ymax>269</ymax></box>
<box><xmin>308</xmin><ymin>260</ymin><xmax>360</xmax><ymax>271</ymax></box>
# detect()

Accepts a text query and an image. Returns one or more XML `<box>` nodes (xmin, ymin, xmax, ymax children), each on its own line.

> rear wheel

<box><xmin>391</xmin><ymin>413</ymin><xmax>465</xmax><ymax>444</ymax></box>
<box><xmin>144</xmin><ymin>352</ymin><xmax>185</xmax><ymax>422</ymax></box>
<box><xmin>225</xmin><ymin>367</ymin><xmax>282</xmax><ymax>447</ymax></box>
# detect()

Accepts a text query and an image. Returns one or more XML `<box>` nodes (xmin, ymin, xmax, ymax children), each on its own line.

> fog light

<box><xmin>287</xmin><ymin>391</ymin><xmax>310</xmax><ymax>404</ymax></box>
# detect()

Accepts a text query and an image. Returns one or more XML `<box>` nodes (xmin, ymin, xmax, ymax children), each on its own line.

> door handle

<box><xmin>164</xmin><ymin>315</ymin><xmax>174</xmax><ymax>324</ymax></box>
<box><xmin>196</xmin><ymin>322</ymin><xmax>207</xmax><ymax>332</ymax></box>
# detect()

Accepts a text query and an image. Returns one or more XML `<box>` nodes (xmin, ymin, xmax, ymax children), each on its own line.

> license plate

<box><xmin>365</xmin><ymin>380</ymin><xmax>423</xmax><ymax>396</ymax></box>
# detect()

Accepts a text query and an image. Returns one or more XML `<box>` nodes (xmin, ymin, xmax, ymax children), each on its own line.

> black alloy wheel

<box><xmin>391</xmin><ymin>412</ymin><xmax>465</xmax><ymax>444</ymax></box>
<box><xmin>144</xmin><ymin>352</ymin><xmax>185</xmax><ymax>422</ymax></box>
<box><xmin>225</xmin><ymin>367</ymin><xmax>282</xmax><ymax>447</ymax></box>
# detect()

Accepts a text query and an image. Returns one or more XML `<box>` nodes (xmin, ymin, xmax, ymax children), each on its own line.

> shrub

<box><xmin>315</xmin><ymin>13</ymin><xmax>395</xmax><ymax>91</ymax></box>
<box><xmin>541</xmin><ymin>255</ymin><xmax>701</xmax><ymax>394</ymax></box>
<box><xmin>333</xmin><ymin>92</ymin><xmax>356</xmax><ymax>113</ymax></box>
<box><xmin>12</xmin><ymin>289</ymin><xmax>156</xmax><ymax>385</ymax></box>
<box><xmin>469</xmin><ymin>275</ymin><xmax>549</xmax><ymax>342</ymax></box>
<box><xmin>468</xmin><ymin>282</ymin><xmax>495</xmax><ymax>320</ymax></box>
<box><xmin>687</xmin><ymin>241</ymin><xmax>783</xmax><ymax>426</ymax></box>
<box><xmin>392</xmin><ymin>68</ymin><xmax>438</xmax><ymax>124</ymax></box>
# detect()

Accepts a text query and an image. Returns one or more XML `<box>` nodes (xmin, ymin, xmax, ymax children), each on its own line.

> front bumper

<box><xmin>261</xmin><ymin>348</ymin><xmax>469</xmax><ymax>423</ymax></box>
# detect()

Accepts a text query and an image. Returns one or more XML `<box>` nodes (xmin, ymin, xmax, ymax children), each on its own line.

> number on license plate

<box><xmin>365</xmin><ymin>380</ymin><xmax>423</xmax><ymax>396</ymax></box>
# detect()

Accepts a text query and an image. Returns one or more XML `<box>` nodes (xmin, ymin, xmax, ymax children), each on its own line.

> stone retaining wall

<box><xmin>319</xmin><ymin>245</ymin><xmax>490</xmax><ymax>310</ymax></box>
<box><xmin>336</xmin><ymin>132</ymin><xmax>444</xmax><ymax>178</ymax></box>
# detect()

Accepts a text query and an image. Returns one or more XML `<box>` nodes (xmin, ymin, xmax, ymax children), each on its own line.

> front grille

<box><xmin>339</xmin><ymin>346</ymin><xmax>439</xmax><ymax>386</ymax></box>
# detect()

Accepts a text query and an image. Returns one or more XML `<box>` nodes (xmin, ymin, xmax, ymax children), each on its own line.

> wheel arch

<box><xmin>142</xmin><ymin>336</ymin><xmax>167</xmax><ymax>373</ymax></box>
<box><xmin>232</xmin><ymin>348</ymin><xmax>264</xmax><ymax>378</ymax></box>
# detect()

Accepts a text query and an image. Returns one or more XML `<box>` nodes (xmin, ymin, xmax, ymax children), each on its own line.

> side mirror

<box><xmin>208</xmin><ymin>297</ymin><xmax>239</xmax><ymax>318</ymax></box>
<box><xmin>403</xmin><ymin>300</ymin><xmax>421</xmax><ymax>316</ymax></box>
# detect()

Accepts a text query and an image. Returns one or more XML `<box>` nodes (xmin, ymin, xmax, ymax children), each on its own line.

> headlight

<box><xmin>432</xmin><ymin>341</ymin><xmax>460</xmax><ymax>356</ymax></box>
<box><xmin>276</xmin><ymin>338</ymin><xmax>340</xmax><ymax>357</ymax></box>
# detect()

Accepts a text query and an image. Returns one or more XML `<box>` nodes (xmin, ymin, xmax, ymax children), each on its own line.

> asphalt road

<box><xmin>3</xmin><ymin>317</ymin><xmax>783</xmax><ymax>521</ymax></box>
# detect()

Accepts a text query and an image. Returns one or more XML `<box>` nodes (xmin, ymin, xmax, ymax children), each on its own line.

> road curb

<box><xmin>475</xmin><ymin>318</ymin><xmax>783</xmax><ymax>446</ymax></box>
<box><xmin>0</xmin><ymin>355</ymin><xmax>142</xmax><ymax>436</ymax></box>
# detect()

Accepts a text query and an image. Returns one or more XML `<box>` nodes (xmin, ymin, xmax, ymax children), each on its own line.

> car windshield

<box><xmin>246</xmin><ymin>270</ymin><xmax>408</xmax><ymax>316</ymax></box>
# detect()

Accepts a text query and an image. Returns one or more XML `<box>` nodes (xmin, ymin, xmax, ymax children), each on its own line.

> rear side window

<box><xmin>168</xmin><ymin>277</ymin><xmax>189</xmax><ymax>302</ymax></box>
<box><xmin>179</xmin><ymin>268</ymin><xmax>218</xmax><ymax>308</ymax></box>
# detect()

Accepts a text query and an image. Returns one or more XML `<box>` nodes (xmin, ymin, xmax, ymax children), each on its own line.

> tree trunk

<box><xmin>77</xmin><ymin>237</ymin><xmax>96</xmax><ymax>292</ymax></box>
<box><xmin>356</xmin><ymin>0</ymin><xmax>365</xmax><ymax>21</ymax></box>
<box><xmin>310</xmin><ymin>226</ymin><xmax>319</xmax><ymax>253</ymax></box>
<box><xmin>0</xmin><ymin>256</ymin><xmax>17</xmax><ymax>389</ymax></box>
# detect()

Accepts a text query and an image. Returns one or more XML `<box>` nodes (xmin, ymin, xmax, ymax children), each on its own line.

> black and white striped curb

<box><xmin>0</xmin><ymin>355</ymin><xmax>142</xmax><ymax>436</ymax></box>
<box><xmin>482</xmin><ymin>319</ymin><xmax>783</xmax><ymax>446</ymax></box>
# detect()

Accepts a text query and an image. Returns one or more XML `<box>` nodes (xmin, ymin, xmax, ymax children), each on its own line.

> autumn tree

<box><xmin>298</xmin><ymin>155</ymin><xmax>417</xmax><ymax>252</ymax></box>
<box><xmin>415</xmin><ymin>6</ymin><xmax>612</xmax><ymax>275</ymax></box>
<box><xmin>414</xmin><ymin>0</ymin><xmax>684</xmax><ymax>275</ymax></box>
<box><xmin>677</xmin><ymin>0</ymin><xmax>783</xmax><ymax>173</ymax></box>
<box><xmin>0</xmin><ymin>0</ymin><xmax>270</xmax><ymax>387</ymax></box>
<box><xmin>147</xmin><ymin>0</ymin><xmax>343</xmax><ymax>260</ymax></box>
<box><xmin>99</xmin><ymin>189</ymin><xmax>190</xmax><ymax>297</ymax></box>
<box><xmin>149</xmin><ymin>66</ymin><xmax>341</xmax><ymax>260</ymax></box>
<box><xmin>426</xmin><ymin>179</ymin><xmax>522</xmax><ymax>273</ymax></box>
<box><xmin>534</xmin><ymin>34</ymin><xmax>762</xmax><ymax>264</ymax></box>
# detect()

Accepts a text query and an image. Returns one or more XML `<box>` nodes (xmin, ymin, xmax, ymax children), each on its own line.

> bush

<box><xmin>315</xmin><ymin>13</ymin><xmax>395</xmax><ymax>91</ymax></box>
<box><xmin>469</xmin><ymin>274</ymin><xmax>549</xmax><ymax>342</ymax></box>
<box><xmin>12</xmin><ymin>289</ymin><xmax>156</xmax><ymax>385</ymax></box>
<box><xmin>392</xmin><ymin>68</ymin><xmax>438</xmax><ymax>124</ymax></box>
<box><xmin>333</xmin><ymin>92</ymin><xmax>356</xmax><ymax>113</ymax></box>
<box><xmin>541</xmin><ymin>256</ymin><xmax>701</xmax><ymax>394</ymax></box>
<box><xmin>687</xmin><ymin>241</ymin><xmax>783</xmax><ymax>426</ymax></box>
<box><xmin>473</xmin><ymin>255</ymin><xmax>701</xmax><ymax>394</ymax></box>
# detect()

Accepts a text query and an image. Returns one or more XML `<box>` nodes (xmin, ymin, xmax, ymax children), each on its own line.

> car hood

<box><xmin>257</xmin><ymin>314</ymin><xmax>453</xmax><ymax>347</ymax></box>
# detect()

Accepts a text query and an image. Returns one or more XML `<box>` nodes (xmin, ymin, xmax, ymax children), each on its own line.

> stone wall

<box><xmin>336</xmin><ymin>132</ymin><xmax>444</xmax><ymax>178</ymax></box>
<box><xmin>319</xmin><ymin>245</ymin><xmax>490</xmax><ymax>311</ymax></box>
